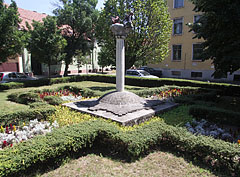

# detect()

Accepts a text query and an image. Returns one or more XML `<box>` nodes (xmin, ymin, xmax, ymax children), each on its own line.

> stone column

<box><xmin>111</xmin><ymin>23</ymin><xmax>130</xmax><ymax>92</ymax></box>
<box><xmin>116</xmin><ymin>36</ymin><xmax>125</xmax><ymax>92</ymax></box>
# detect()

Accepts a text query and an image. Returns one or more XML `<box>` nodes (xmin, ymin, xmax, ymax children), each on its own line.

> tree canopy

<box><xmin>53</xmin><ymin>0</ymin><xmax>99</xmax><ymax>76</ymax></box>
<box><xmin>95</xmin><ymin>0</ymin><xmax>172</xmax><ymax>69</ymax></box>
<box><xmin>0</xmin><ymin>0</ymin><xmax>25</xmax><ymax>63</ymax></box>
<box><xmin>189</xmin><ymin>0</ymin><xmax>240</xmax><ymax>77</ymax></box>
<box><xmin>27</xmin><ymin>16</ymin><xmax>66</xmax><ymax>77</ymax></box>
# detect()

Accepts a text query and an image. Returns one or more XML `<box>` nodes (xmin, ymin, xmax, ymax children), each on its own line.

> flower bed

<box><xmin>185</xmin><ymin>119</ymin><xmax>240</xmax><ymax>144</ymax></box>
<box><xmin>0</xmin><ymin>119</ymin><xmax>59</xmax><ymax>150</ymax></box>
<box><xmin>0</xmin><ymin>119</ymin><xmax>239</xmax><ymax>177</ymax></box>
<box><xmin>148</xmin><ymin>88</ymin><xmax>199</xmax><ymax>101</ymax></box>
<box><xmin>39</xmin><ymin>90</ymin><xmax>82</xmax><ymax>102</ymax></box>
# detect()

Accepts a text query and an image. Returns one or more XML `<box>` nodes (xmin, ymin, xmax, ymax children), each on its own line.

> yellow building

<box><xmin>149</xmin><ymin>0</ymin><xmax>240</xmax><ymax>82</ymax></box>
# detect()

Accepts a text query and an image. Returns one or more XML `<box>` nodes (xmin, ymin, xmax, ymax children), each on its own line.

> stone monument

<box><xmin>63</xmin><ymin>14</ymin><xmax>178</xmax><ymax>126</ymax></box>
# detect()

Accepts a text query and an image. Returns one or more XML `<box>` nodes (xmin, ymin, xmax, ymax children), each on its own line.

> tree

<box><xmin>0</xmin><ymin>0</ymin><xmax>25</xmax><ymax>63</ymax></box>
<box><xmin>75</xmin><ymin>50</ymin><xmax>91</xmax><ymax>74</ymax></box>
<box><xmin>53</xmin><ymin>0</ymin><xmax>99</xmax><ymax>76</ymax></box>
<box><xmin>27</xmin><ymin>16</ymin><xmax>67</xmax><ymax>77</ymax></box>
<box><xmin>189</xmin><ymin>0</ymin><xmax>240</xmax><ymax>77</ymax></box>
<box><xmin>95</xmin><ymin>0</ymin><xmax>172</xmax><ymax>70</ymax></box>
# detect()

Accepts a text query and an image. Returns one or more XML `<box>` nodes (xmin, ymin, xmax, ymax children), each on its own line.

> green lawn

<box><xmin>40</xmin><ymin>152</ymin><xmax>218</xmax><ymax>177</ymax></box>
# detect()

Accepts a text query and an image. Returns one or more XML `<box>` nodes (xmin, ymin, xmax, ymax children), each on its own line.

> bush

<box><xmin>189</xmin><ymin>105</ymin><xmax>240</xmax><ymax>126</ymax></box>
<box><xmin>28</xmin><ymin>101</ymin><xmax>52</xmax><ymax>109</ymax></box>
<box><xmin>2</xmin><ymin>75</ymin><xmax>240</xmax><ymax>96</ymax></box>
<box><xmin>43</xmin><ymin>96</ymin><xmax>64</xmax><ymax>105</ymax></box>
<box><xmin>0</xmin><ymin>119</ymin><xmax>239</xmax><ymax>176</ymax></box>
<box><xmin>0</xmin><ymin>82</ymin><xmax>24</xmax><ymax>90</ymax></box>
<box><xmin>17</xmin><ymin>92</ymin><xmax>41</xmax><ymax>104</ymax></box>
<box><xmin>7</xmin><ymin>92</ymin><xmax>40</xmax><ymax>104</ymax></box>
<box><xmin>0</xmin><ymin>106</ymin><xmax>56</xmax><ymax>126</ymax></box>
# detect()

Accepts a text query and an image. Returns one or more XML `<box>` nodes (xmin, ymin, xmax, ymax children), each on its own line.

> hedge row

<box><xmin>0</xmin><ymin>106</ymin><xmax>56</xmax><ymax>126</ymax></box>
<box><xmin>174</xmin><ymin>90</ymin><xmax>219</xmax><ymax>104</ymax></box>
<box><xmin>189</xmin><ymin>105</ymin><xmax>240</xmax><ymax>127</ymax></box>
<box><xmin>7</xmin><ymin>85</ymin><xmax>96</xmax><ymax>105</ymax></box>
<box><xmin>1</xmin><ymin>75</ymin><xmax>240</xmax><ymax>95</ymax></box>
<box><xmin>0</xmin><ymin>119</ymin><xmax>239</xmax><ymax>176</ymax></box>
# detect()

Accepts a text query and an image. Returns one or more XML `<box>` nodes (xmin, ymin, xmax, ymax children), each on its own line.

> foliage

<box><xmin>27</xmin><ymin>16</ymin><xmax>67</xmax><ymax>77</ymax></box>
<box><xmin>0</xmin><ymin>0</ymin><xmax>25</xmax><ymax>63</ymax></box>
<box><xmin>159</xmin><ymin>105</ymin><xmax>193</xmax><ymax>127</ymax></box>
<box><xmin>189</xmin><ymin>0</ymin><xmax>240</xmax><ymax>76</ymax></box>
<box><xmin>43</xmin><ymin>96</ymin><xmax>64</xmax><ymax>105</ymax></box>
<box><xmin>7</xmin><ymin>91</ymin><xmax>40</xmax><ymax>104</ymax></box>
<box><xmin>1</xmin><ymin>75</ymin><xmax>240</xmax><ymax>97</ymax></box>
<box><xmin>189</xmin><ymin>105</ymin><xmax>240</xmax><ymax>127</ymax></box>
<box><xmin>0</xmin><ymin>119</ymin><xmax>239</xmax><ymax>176</ymax></box>
<box><xmin>53</xmin><ymin>0</ymin><xmax>99</xmax><ymax>76</ymax></box>
<box><xmin>0</xmin><ymin>106</ymin><xmax>56</xmax><ymax>126</ymax></box>
<box><xmin>95</xmin><ymin>0</ymin><xmax>172</xmax><ymax>69</ymax></box>
<box><xmin>28</xmin><ymin>101</ymin><xmax>50</xmax><ymax>109</ymax></box>
<box><xmin>48</xmin><ymin>106</ymin><xmax>96</xmax><ymax>127</ymax></box>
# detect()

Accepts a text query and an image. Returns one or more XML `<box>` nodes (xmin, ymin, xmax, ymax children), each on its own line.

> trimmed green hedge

<box><xmin>7</xmin><ymin>86</ymin><xmax>96</xmax><ymax>105</ymax></box>
<box><xmin>43</xmin><ymin>96</ymin><xmax>64</xmax><ymax>105</ymax></box>
<box><xmin>189</xmin><ymin>105</ymin><xmax>240</xmax><ymax>126</ymax></box>
<box><xmin>0</xmin><ymin>119</ymin><xmax>239</xmax><ymax>176</ymax></box>
<box><xmin>1</xmin><ymin>75</ymin><xmax>240</xmax><ymax>96</ymax></box>
<box><xmin>0</xmin><ymin>106</ymin><xmax>56</xmax><ymax>126</ymax></box>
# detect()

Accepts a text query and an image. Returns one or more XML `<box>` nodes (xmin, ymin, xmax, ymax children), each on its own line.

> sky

<box><xmin>4</xmin><ymin>0</ymin><xmax>105</xmax><ymax>15</ymax></box>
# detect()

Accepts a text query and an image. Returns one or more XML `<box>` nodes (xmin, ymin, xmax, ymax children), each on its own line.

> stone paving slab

<box><xmin>63</xmin><ymin>100</ymin><xmax>178</xmax><ymax>126</ymax></box>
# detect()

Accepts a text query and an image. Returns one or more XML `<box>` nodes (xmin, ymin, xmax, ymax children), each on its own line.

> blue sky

<box><xmin>4</xmin><ymin>0</ymin><xmax>105</xmax><ymax>15</ymax></box>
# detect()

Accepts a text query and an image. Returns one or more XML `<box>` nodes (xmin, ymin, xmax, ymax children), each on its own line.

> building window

<box><xmin>174</xmin><ymin>0</ymin><xmax>184</xmax><ymax>8</ymax></box>
<box><xmin>192</xmin><ymin>43</ymin><xmax>203</xmax><ymax>61</ymax></box>
<box><xmin>173</xmin><ymin>18</ymin><xmax>183</xmax><ymax>35</ymax></box>
<box><xmin>172</xmin><ymin>45</ymin><xmax>182</xmax><ymax>61</ymax></box>
<box><xmin>172</xmin><ymin>71</ymin><xmax>181</xmax><ymax>76</ymax></box>
<box><xmin>191</xmin><ymin>72</ymin><xmax>202</xmax><ymax>78</ymax></box>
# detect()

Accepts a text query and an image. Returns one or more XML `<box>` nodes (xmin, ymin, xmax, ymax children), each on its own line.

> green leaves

<box><xmin>27</xmin><ymin>16</ymin><xmax>67</xmax><ymax>77</ymax></box>
<box><xmin>189</xmin><ymin>0</ymin><xmax>240</xmax><ymax>76</ymax></box>
<box><xmin>0</xmin><ymin>0</ymin><xmax>25</xmax><ymax>63</ymax></box>
<box><xmin>95</xmin><ymin>0</ymin><xmax>172</xmax><ymax>69</ymax></box>
<box><xmin>53</xmin><ymin>0</ymin><xmax>99</xmax><ymax>76</ymax></box>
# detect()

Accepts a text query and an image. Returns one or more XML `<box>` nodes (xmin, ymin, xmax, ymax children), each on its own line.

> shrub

<box><xmin>28</xmin><ymin>102</ymin><xmax>51</xmax><ymax>109</ymax></box>
<box><xmin>17</xmin><ymin>92</ymin><xmax>41</xmax><ymax>104</ymax></box>
<box><xmin>2</xmin><ymin>75</ymin><xmax>240</xmax><ymax>96</ymax></box>
<box><xmin>7</xmin><ymin>92</ymin><xmax>40</xmax><ymax>104</ymax></box>
<box><xmin>0</xmin><ymin>106</ymin><xmax>56</xmax><ymax>126</ymax></box>
<box><xmin>0</xmin><ymin>119</ymin><xmax>239</xmax><ymax>177</ymax></box>
<box><xmin>0</xmin><ymin>82</ymin><xmax>24</xmax><ymax>90</ymax></box>
<box><xmin>189</xmin><ymin>105</ymin><xmax>240</xmax><ymax>126</ymax></box>
<box><xmin>43</xmin><ymin>96</ymin><xmax>64</xmax><ymax>105</ymax></box>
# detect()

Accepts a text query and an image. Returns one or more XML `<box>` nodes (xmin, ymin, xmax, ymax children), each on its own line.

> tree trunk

<box><xmin>64</xmin><ymin>62</ymin><xmax>69</xmax><ymax>76</ymax></box>
<box><xmin>48</xmin><ymin>63</ymin><xmax>51</xmax><ymax>78</ymax></box>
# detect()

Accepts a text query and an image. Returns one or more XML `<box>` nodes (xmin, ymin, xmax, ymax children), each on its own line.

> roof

<box><xmin>18</xmin><ymin>7</ymin><xmax>48</xmax><ymax>29</ymax></box>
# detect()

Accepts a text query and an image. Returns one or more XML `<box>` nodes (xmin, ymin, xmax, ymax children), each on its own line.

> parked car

<box><xmin>0</xmin><ymin>72</ymin><xmax>37</xmax><ymax>83</ymax></box>
<box><xmin>138</xmin><ymin>66</ymin><xmax>162</xmax><ymax>77</ymax></box>
<box><xmin>126</xmin><ymin>69</ymin><xmax>159</xmax><ymax>78</ymax></box>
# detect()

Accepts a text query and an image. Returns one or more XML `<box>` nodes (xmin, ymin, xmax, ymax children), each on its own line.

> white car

<box><xmin>126</xmin><ymin>69</ymin><xmax>159</xmax><ymax>78</ymax></box>
<box><xmin>0</xmin><ymin>72</ymin><xmax>37</xmax><ymax>83</ymax></box>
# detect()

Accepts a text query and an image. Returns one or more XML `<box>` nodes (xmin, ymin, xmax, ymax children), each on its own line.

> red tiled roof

<box><xmin>4</xmin><ymin>3</ymin><xmax>48</xmax><ymax>29</ymax></box>
<box><xmin>18</xmin><ymin>7</ymin><xmax>48</xmax><ymax>29</ymax></box>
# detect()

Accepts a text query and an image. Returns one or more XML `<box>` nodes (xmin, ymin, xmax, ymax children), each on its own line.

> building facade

<box><xmin>149</xmin><ymin>0</ymin><xmax>240</xmax><ymax>82</ymax></box>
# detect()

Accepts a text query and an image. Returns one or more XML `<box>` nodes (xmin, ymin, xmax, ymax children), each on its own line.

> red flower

<box><xmin>2</xmin><ymin>141</ymin><xmax>8</xmax><ymax>148</ymax></box>
<box><xmin>10</xmin><ymin>123</ymin><xmax>13</xmax><ymax>130</ymax></box>
<box><xmin>5</xmin><ymin>126</ymin><xmax>9</xmax><ymax>134</ymax></box>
